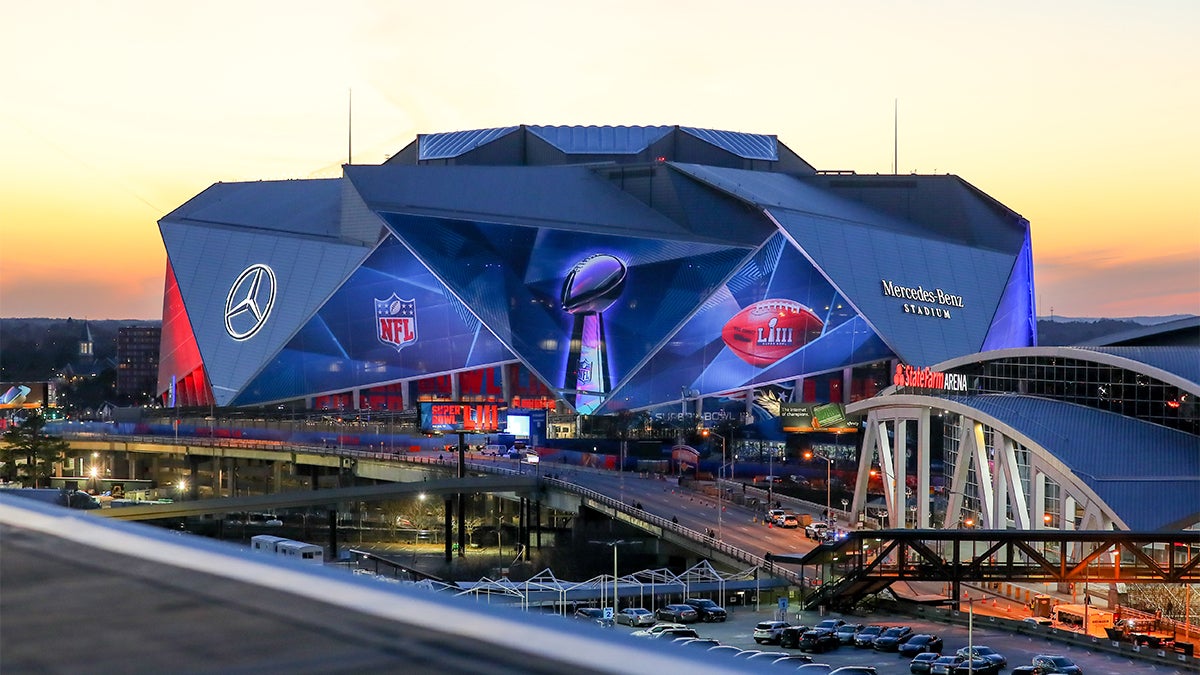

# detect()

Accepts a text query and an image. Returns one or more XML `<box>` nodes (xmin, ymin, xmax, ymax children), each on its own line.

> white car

<box><xmin>754</xmin><ymin>620</ymin><xmax>791</xmax><ymax>644</ymax></box>
<box><xmin>631</xmin><ymin>622</ymin><xmax>686</xmax><ymax>638</ymax></box>
<box><xmin>616</xmin><ymin>607</ymin><xmax>655</xmax><ymax>627</ymax></box>
<box><xmin>805</xmin><ymin>521</ymin><xmax>830</xmax><ymax>540</ymax></box>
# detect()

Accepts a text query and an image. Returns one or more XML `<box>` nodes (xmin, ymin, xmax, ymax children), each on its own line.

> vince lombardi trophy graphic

<box><xmin>561</xmin><ymin>254</ymin><xmax>627</xmax><ymax>414</ymax></box>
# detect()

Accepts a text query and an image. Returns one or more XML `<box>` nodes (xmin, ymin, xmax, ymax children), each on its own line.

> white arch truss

<box><xmin>847</xmin><ymin>394</ymin><xmax>1127</xmax><ymax>533</ymax></box>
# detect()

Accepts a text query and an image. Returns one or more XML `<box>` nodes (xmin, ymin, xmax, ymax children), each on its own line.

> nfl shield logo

<box><xmin>375</xmin><ymin>294</ymin><xmax>417</xmax><ymax>352</ymax></box>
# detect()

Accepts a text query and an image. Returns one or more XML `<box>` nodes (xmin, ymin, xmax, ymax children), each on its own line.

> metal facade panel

<box><xmin>160</xmin><ymin>220</ymin><xmax>371</xmax><ymax>406</ymax></box>
<box><xmin>418</xmin><ymin>127</ymin><xmax>519</xmax><ymax>160</ymax></box>
<box><xmin>671</xmin><ymin>164</ymin><xmax>929</xmax><ymax>236</ymax></box>
<box><xmin>768</xmin><ymin>207</ymin><xmax>1017</xmax><ymax>366</ymax></box>
<box><xmin>526</xmin><ymin>125</ymin><xmax>672</xmax><ymax>155</ymax></box>
<box><xmin>344</xmin><ymin>164</ymin><xmax>693</xmax><ymax>239</ymax></box>
<box><xmin>956</xmin><ymin>394</ymin><xmax>1200</xmax><ymax>530</ymax></box>
<box><xmin>679</xmin><ymin>127</ymin><xmax>778</xmax><ymax>161</ymax></box>
<box><xmin>167</xmin><ymin>180</ymin><xmax>343</xmax><ymax>239</ymax></box>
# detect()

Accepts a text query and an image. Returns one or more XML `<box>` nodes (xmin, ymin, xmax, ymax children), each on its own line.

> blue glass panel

<box><xmin>382</xmin><ymin>213</ymin><xmax>751</xmax><ymax>412</ymax></box>
<box><xmin>236</xmin><ymin>236</ymin><xmax>513</xmax><ymax>404</ymax></box>
<box><xmin>608</xmin><ymin>234</ymin><xmax>893</xmax><ymax>412</ymax></box>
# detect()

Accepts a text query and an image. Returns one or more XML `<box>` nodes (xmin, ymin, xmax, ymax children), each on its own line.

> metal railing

<box><xmin>62</xmin><ymin>433</ymin><xmax>802</xmax><ymax>585</ymax></box>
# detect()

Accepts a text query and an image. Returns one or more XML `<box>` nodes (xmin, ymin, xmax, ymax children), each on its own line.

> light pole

<box><xmin>804</xmin><ymin>450</ymin><xmax>832</xmax><ymax>524</ymax></box>
<box><xmin>591</xmin><ymin>539</ymin><xmax>627</xmax><ymax>619</ymax></box>
<box><xmin>767</xmin><ymin>444</ymin><xmax>774</xmax><ymax>508</ymax></box>
<box><xmin>703</xmin><ymin>429</ymin><xmax>726</xmax><ymax>540</ymax></box>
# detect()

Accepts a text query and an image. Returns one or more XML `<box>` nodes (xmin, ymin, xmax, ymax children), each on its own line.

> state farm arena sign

<box><xmin>880</xmin><ymin>279</ymin><xmax>963</xmax><ymax>319</ymax></box>
<box><xmin>893</xmin><ymin>364</ymin><xmax>969</xmax><ymax>393</ymax></box>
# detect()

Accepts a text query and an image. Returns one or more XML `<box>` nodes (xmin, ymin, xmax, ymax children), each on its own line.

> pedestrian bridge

<box><xmin>767</xmin><ymin>528</ymin><xmax>1200</xmax><ymax>611</ymax></box>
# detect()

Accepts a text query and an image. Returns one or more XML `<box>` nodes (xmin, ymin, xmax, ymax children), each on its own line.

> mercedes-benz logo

<box><xmin>224</xmin><ymin>264</ymin><xmax>276</xmax><ymax>340</ymax></box>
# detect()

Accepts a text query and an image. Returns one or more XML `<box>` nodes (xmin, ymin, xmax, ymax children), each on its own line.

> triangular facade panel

<box><xmin>768</xmin><ymin>207</ymin><xmax>1016</xmax><ymax>366</ymax></box>
<box><xmin>610</xmin><ymin>233</ymin><xmax>892</xmax><ymax>410</ymax></box>
<box><xmin>160</xmin><ymin>221</ymin><xmax>372</xmax><ymax>405</ymax></box>
<box><xmin>236</xmin><ymin>236</ymin><xmax>514</xmax><ymax>405</ymax></box>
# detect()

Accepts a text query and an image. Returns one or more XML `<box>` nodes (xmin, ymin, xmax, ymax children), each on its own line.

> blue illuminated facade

<box><xmin>156</xmin><ymin>125</ymin><xmax>1035</xmax><ymax>415</ymax></box>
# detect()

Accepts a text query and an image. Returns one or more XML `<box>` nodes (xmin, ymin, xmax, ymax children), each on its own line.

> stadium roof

<box><xmin>954</xmin><ymin>394</ymin><xmax>1200</xmax><ymax>531</ymax></box>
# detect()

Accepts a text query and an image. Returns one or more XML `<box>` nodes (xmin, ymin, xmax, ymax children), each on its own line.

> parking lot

<box><xmin>613</xmin><ymin>607</ymin><xmax>1187</xmax><ymax>674</ymax></box>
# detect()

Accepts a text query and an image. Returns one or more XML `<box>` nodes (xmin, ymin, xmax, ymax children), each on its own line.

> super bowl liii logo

<box><xmin>375</xmin><ymin>294</ymin><xmax>417</xmax><ymax>352</ymax></box>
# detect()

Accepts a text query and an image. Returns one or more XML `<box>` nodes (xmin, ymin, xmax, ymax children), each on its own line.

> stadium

<box><xmin>155</xmin><ymin>124</ymin><xmax>1036</xmax><ymax>423</ymax></box>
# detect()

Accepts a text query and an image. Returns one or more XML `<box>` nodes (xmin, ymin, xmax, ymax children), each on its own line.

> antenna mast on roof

<box><xmin>347</xmin><ymin>88</ymin><xmax>353</xmax><ymax>166</ymax></box>
<box><xmin>893</xmin><ymin>98</ymin><xmax>898</xmax><ymax>175</ymax></box>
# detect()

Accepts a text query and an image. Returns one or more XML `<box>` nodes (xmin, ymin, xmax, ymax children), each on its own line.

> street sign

<box><xmin>603</xmin><ymin>607</ymin><xmax>614</xmax><ymax>620</ymax></box>
<box><xmin>778</xmin><ymin>597</ymin><xmax>788</xmax><ymax>610</ymax></box>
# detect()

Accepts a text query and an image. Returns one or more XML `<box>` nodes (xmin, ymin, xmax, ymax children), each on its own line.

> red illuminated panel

<box><xmin>157</xmin><ymin>261</ymin><xmax>212</xmax><ymax>406</ymax></box>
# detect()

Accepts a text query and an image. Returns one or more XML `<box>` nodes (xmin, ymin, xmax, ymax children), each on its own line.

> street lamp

<box><xmin>804</xmin><ymin>450</ymin><xmax>832</xmax><ymax>525</ymax></box>
<box><xmin>703</xmin><ymin>429</ymin><xmax>726</xmax><ymax>540</ymax></box>
<box><xmin>590</xmin><ymin>539</ymin><xmax>627</xmax><ymax>619</ymax></box>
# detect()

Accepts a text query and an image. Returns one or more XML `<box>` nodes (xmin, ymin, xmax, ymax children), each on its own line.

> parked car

<box><xmin>910</xmin><ymin>652</ymin><xmax>941</xmax><ymax>674</ymax></box>
<box><xmin>955</xmin><ymin>646</ymin><xmax>1007</xmax><ymax>670</ymax></box>
<box><xmin>754</xmin><ymin>620</ymin><xmax>792</xmax><ymax>644</ymax></box>
<box><xmin>615</xmin><ymin>607</ymin><xmax>655</xmax><ymax>627</ymax></box>
<box><xmin>677</xmin><ymin>638</ymin><xmax>720</xmax><ymax>649</ymax></box>
<box><xmin>806</xmin><ymin>521</ymin><xmax>830</xmax><ymax>540</ymax></box>
<box><xmin>782</xmin><ymin>514</ymin><xmax>800</xmax><ymax>528</ymax></box>
<box><xmin>853</xmin><ymin>625</ymin><xmax>885</xmax><ymax>648</ymax></box>
<box><xmin>773</xmin><ymin>655</ymin><xmax>816</xmax><ymax>667</ymax></box>
<box><xmin>814</xmin><ymin>618</ymin><xmax>846</xmax><ymax>631</ymax></box>
<box><xmin>572</xmin><ymin>607</ymin><xmax>614</xmax><ymax>627</ymax></box>
<box><xmin>798</xmin><ymin>629</ymin><xmax>840</xmax><ymax>653</ymax></box>
<box><xmin>653</xmin><ymin>627</ymin><xmax>699</xmax><ymax>641</ymax></box>
<box><xmin>655</xmin><ymin>604</ymin><xmax>699</xmax><ymax>623</ymax></box>
<box><xmin>768</xmin><ymin>508</ymin><xmax>787</xmax><ymax>525</ymax></box>
<box><xmin>796</xmin><ymin>666</ymin><xmax>833</xmax><ymax>674</ymax></box>
<box><xmin>684</xmin><ymin>597</ymin><xmax>728</xmax><ymax>622</ymax></box>
<box><xmin>834</xmin><ymin>623</ymin><xmax>865</xmax><ymax>644</ymax></box>
<box><xmin>1022</xmin><ymin>617</ymin><xmax>1053</xmax><ymax>627</ymax></box>
<box><xmin>707</xmin><ymin>645</ymin><xmax>743</xmax><ymax>657</ymax></box>
<box><xmin>631</xmin><ymin>622</ymin><xmax>684</xmax><ymax>638</ymax></box>
<box><xmin>744</xmin><ymin>651</ymin><xmax>791</xmax><ymax>664</ymax></box>
<box><xmin>953</xmin><ymin>657</ymin><xmax>1001</xmax><ymax>675</ymax></box>
<box><xmin>780</xmin><ymin>626</ymin><xmax>809</xmax><ymax>649</ymax></box>
<box><xmin>1018</xmin><ymin>655</ymin><xmax>1083</xmax><ymax>675</ymax></box>
<box><xmin>929</xmin><ymin>655</ymin><xmax>965</xmax><ymax>675</ymax></box>
<box><xmin>898</xmin><ymin>634</ymin><xmax>944</xmax><ymax>656</ymax></box>
<box><xmin>830</xmin><ymin>668</ymin><xmax>878</xmax><ymax>675</ymax></box>
<box><xmin>873</xmin><ymin>626</ymin><xmax>914</xmax><ymax>651</ymax></box>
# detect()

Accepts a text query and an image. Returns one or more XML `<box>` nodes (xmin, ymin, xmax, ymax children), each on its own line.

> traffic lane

<box><xmin>564</xmin><ymin>470</ymin><xmax>819</xmax><ymax>556</ymax></box>
<box><xmin>610</xmin><ymin>609</ymin><xmax>1167</xmax><ymax>675</ymax></box>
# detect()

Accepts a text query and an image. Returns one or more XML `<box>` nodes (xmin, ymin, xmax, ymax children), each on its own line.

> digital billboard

<box><xmin>419</xmin><ymin>402</ymin><xmax>502</xmax><ymax>433</ymax></box>
<box><xmin>779</xmin><ymin>402</ymin><xmax>861</xmax><ymax>433</ymax></box>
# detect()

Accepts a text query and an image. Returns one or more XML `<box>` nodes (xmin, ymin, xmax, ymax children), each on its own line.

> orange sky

<box><xmin>2</xmin><ymin>1</ymin><xmax>1196</xmax><ymax>320</ymax></box>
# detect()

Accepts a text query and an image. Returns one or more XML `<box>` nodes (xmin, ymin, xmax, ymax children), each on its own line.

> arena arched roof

<box><xmin>850</xmin><ymin>345</ymin><xmax>1200</xmax><ymax>532</ymax></box>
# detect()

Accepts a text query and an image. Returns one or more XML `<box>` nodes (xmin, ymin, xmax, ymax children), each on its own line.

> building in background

<box><xmin>155</xmin><ymin>125</ymin><xmax>1036</xmax><ymax>419</ymax></box>
<box><xmin>116</xmin><ymin>325</ymin><xmax>161</xmax><ymax>401</ymax></box>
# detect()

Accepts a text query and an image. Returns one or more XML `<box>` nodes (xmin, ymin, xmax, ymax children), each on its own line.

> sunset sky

<box><xmin>2</xmin><ymin>1</ymin><xmax>1196</xmax><ymax>320</ymax></box>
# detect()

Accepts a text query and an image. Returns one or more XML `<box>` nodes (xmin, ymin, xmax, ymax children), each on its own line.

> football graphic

<box><xmin>561</xmin><ymin>254</ymin><xmax>627</xmax><ymax>315</ymax></box>
<box><xmin>721</xmin><ymin>299</ymin><xmax>824</xmax><ymax>367</ymax></box>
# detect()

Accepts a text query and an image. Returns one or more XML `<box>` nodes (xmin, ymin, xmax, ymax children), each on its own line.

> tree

<box><xmin>1</xmin><ymin>413</ymin><xmax>71</xmax><ymax>487</ymax></box>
